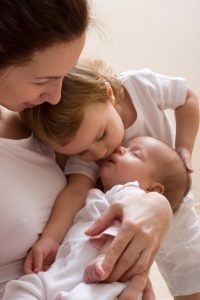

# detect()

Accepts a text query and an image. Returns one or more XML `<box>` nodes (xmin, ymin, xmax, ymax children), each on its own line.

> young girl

<box><xmin>2</xmin><ymin>136</ymin><xmax>190</xmax><ymax>300</ymax></box>
<box><xmin>21</xmin><ymin>59</ymin><xmax>200</xmax><ymax>299</ymax></box>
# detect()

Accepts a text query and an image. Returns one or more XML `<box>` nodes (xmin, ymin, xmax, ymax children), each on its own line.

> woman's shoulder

<box><xmin>0</xmin><ymin>107</ymin><xmax>31</xmax><ymax>140</ymax></box>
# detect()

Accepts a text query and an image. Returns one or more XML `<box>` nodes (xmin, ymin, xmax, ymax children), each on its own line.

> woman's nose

<box><xmin>40</xmin><ymin>79</ymin><xmax>62</xmax><ymax>105</ymax></box>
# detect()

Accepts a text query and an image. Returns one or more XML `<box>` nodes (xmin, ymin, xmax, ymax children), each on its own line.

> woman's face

<box><xmin>0</xmin><ymin>34</ymin><xmax>85</xmax><ymax>112</ymax></box>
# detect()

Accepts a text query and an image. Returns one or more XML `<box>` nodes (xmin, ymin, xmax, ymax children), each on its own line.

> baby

<box><xmin>2</xmin><ymin>136</ymin><xmax>190</xmax><ymax>300</ymax></box>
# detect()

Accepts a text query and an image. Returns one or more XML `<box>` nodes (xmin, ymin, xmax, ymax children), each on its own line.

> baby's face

<box><xmin>100</xmin><ymin>136</ymin><xmax>165</xmax><ymax>191</ymax></box>
<box><xmin>48</xmin><ymin>101</ymin><xmax>124</xmax><ymax>161</ymax></box>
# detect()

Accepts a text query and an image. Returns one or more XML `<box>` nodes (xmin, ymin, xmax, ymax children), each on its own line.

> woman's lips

<box><xmin>24</xmin><ymin>102</ymin><xmax>37</xmax><ymax>108</ymax></box>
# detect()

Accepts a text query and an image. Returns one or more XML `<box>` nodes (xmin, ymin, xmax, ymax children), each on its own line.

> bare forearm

<box><xmin>41</xmin><ymin>190</ymin><xmax>85</xmax><ymax>243</ymax></box>
<box><xmin>41</xmin><ymin>174</ymin><xmax>93</xmax><ymax>243</ymax></box>
<box><xmin>175</xmin><ymin>88</ymin><xmax>199</xmax><ymax>154</ymax></box>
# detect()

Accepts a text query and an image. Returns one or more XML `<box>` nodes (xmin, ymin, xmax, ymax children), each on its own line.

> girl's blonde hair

<box><xmin>21</xmin><ymin>59</ymin><xmax>124</xmax><ymax>145</ymax></box>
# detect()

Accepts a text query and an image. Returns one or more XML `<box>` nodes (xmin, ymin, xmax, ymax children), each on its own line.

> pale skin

<box><xmin>26</xmin><ymin>78</ymin><xmax>199</xmax><ymax>299</ymax></box>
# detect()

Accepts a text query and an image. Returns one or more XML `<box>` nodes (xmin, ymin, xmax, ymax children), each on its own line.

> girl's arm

<box><xmin>175</xmin><ymin>88</ymin><xmax>199</xmax><ymax>171</ymax></box>
<box><xmin>24</xmin><ymin>173</ymin><xmax>93</xmax><ymax>274</ymax></box>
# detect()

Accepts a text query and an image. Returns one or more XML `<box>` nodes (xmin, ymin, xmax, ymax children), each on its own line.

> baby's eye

<box><xmin>130</xmin><ymin>151</ymin><xmax>140</xmax><ymax>158</ymax></box>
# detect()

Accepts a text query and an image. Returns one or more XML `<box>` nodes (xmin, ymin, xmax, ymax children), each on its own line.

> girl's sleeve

<box><xmin>143</xmin><ymin>69</ymin><xmax>188</xmax><ymax>110</ymax></box>
<box><xmin>64</xmin><ymin>155</ymin><xmax>99</xmax><ymax>183</ymax></box>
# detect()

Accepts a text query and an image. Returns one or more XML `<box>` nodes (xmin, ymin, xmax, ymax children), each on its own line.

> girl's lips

<box><xmin>106</xmin><ymin>154</ymin><xmax>116</xmax><ymax>163</ymax></box>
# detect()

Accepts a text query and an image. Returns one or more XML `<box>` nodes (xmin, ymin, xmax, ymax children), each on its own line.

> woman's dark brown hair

<box><xmin>0</xmin><ymin>0</ymin><xmax>89</xmax><ymax>68</ymax></box>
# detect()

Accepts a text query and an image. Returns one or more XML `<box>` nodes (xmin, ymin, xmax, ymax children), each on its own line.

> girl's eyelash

<box><xmin>35</xmin><ymin>82</ymin><xmax>48</xmax><ymax>86</ymax></box>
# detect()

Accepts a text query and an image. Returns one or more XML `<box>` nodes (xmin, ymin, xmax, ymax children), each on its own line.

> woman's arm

<box><xmin>24</xmin><ymin>174</ymin><xmax>93</xmax><ymax>274</ymax></box>
<box><xmin>85</xmin><ymin>191</ymin><xmax>173</xmax><ymax>282</ymax></box>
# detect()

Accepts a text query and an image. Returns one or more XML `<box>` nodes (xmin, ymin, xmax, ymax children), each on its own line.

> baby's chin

<box><xmin>100</xmin><ymin>176</ymin><xmax>119</xmax><ymax>192</ymax></box>
<box><xmin>100</xmin><ymin>175</ymin><xmax>111</xmax><ymax>192</ymax></box>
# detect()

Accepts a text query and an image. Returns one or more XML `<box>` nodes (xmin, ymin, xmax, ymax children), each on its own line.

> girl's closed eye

<box><xmin>34</xmin><ymin>81</ymin><xmax>49</xmax><ymax>86</ymax></box>
<box><xmin>96</xmin><ymin>130</ymin><xmax>107</xmax><ymax>141</ymax></box>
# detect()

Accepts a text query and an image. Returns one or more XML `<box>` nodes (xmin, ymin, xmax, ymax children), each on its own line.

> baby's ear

<box><xmin>147</xmin><ymin>182</ymin><xmax>165</xmax><ymax>194</ymax></box>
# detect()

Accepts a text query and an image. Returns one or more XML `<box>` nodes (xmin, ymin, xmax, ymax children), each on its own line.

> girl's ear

<box><xmin>147</xmin><ymin>182</ymin><xmax>165</xmax><ymax>194</ymax></box>
<box><xmin>105</xmin><ymin>81</ymin><xmax>116</xmax><ymax>105</ymax></box>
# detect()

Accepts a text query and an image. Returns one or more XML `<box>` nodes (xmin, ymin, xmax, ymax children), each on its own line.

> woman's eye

<box><xmin>97</xmin><ymin>131</ymin><xmax>106</xmax><ymax>141</ymax></box>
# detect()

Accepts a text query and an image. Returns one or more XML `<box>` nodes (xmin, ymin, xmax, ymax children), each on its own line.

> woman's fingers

<box><xmin>86</xmin><ymin>192</ymin><xmax>172</xmax><ymax>282</ymax></box>
<box><xmin>101</xmin><ymin>219</ymin><xmax>138</xmax><ymax>278</ymax></box>
<box><xmin>119</xmin><ymin>246</ymin><xmax>156</xmax><ymax>282</ymax></box>
<box><xmin>85</xmin><ymin>202</ymin><xmax>121</xmax><ymax>236</ymax></box>
<box><xmin>118</xmin><ymin>273</ymin><xmax>147</xmax><ymax>300</ymax></box>
<box><xmin>103</xmin><ymin>217</ymin><xmax>160</xmax><ymax>282</ymax></box>
<box><xmin>142</xmin><ymin>278</ymin><xmax>156</xmax><ymax>300</ymax></box>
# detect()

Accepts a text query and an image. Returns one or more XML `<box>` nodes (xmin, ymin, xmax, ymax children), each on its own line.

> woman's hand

<box><xmin>85</xmin><ymin>192</ymin><xmax>173</xmax><ymax>282</ymax></box>
<box><xmin>24</xmin><ymin>237</ymin><xmax>60</xmax><ymax>274</ymax></box>
<box><xmin>118</xmin><ymin>274</ymin><xmax>155</xmax><ymax>300</ymax></box>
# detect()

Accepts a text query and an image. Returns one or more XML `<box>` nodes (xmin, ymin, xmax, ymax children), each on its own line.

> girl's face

<box><xmin>0</xmin><ymin>34</ymin><xmax>85</xmax><ymax>112</ymax></box>
<box><xmin>49</xmin><ymin>100</ymin><xmax>125</xmax><ymax>161</ymax></box>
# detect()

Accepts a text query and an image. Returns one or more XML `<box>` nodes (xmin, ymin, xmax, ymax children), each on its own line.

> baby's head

<box><xmin>21</xmin><ymin>59</ymin><xmax>124</xmax><ymax>161</ymax></box>
<box><xmin>100</xmin><ymin>136</ymin><xmax>190</xmax><ymax>212</ymax></box>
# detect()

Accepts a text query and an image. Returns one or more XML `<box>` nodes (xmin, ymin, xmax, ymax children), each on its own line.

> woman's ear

<box><xmin>105</xmin><ymin>81</ymin><xmax>116</xmax><ymax>105</ymax></box>
<box><xmin>147</xmin><ymin>182</ymin><xmax>165</xmax><ymax>194</ymax></box>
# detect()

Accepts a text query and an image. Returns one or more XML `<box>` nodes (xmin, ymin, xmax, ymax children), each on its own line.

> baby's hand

<box><xmin>24</xmin><ymin>237</ymin><xmax>60</xmax><ymax>274</ymax></box>
<box><xmin>84</xmin><ymin>253</ymin><xmax>106</xmax><ymax>283</ymax></box>
<box><xmin>176</xmin><ymin>147</ymin><xmax>193</xmax><ymax>173</ymax></box>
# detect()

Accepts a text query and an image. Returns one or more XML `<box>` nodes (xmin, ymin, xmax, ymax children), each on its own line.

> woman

<box><xmin>0</xmin><ymin>1</ymin><xmax>172</xmax><ymax>299</ymax></box>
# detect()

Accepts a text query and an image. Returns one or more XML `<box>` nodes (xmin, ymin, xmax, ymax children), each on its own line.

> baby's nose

<box><xmin>116</xmin><ymin>146</ymin><xmax>125</xmax><ymax>155</ymax></box>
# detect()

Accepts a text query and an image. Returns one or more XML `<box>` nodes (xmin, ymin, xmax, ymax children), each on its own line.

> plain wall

<box><xmin>82</xmin><ymin>0</ymin><xmax>200</xmax><ymax>202</ymax></box>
